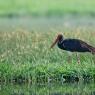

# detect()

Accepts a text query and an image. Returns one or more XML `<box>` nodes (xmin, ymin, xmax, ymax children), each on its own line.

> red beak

<box><xmin>50</xmin><ymin>37</ymin><xmax>59</xmax><ymax>48</ymax></box>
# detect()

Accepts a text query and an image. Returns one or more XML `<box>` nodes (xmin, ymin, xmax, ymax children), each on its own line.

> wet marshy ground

<box><xmin>0</xmin><ymin>16</ymin><xmax>95</xmax><ymax>95</ymax></box>
<box><xmin>0</xmin><ymin>81</ymin><xmax>95</xmax><ymax>95</ymax></box>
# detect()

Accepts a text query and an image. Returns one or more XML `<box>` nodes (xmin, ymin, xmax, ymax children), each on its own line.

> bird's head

<box><xmin>50</xmin><ymin>34</ymin><xmax>64</xmax><ymax>48</ymax></box>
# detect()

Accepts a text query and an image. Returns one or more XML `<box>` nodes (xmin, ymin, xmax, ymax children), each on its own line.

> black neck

<box><xmin>58</xmin><ymin>39</ymin><xmax>64</xmax><ymax>45</ymax></box>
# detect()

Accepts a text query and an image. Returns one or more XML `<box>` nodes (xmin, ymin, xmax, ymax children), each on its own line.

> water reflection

<box><xmin>0</xmin><ymin>82</ymin><xmax>95</xmax><ymax>95</ymax></box>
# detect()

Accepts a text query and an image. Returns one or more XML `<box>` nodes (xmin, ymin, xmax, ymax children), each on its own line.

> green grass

<box><xmin>0</xmin><ymin>29</ymin><xmax>95</xmax><ymax>83</ymax></box>
<box><xmin>0</xmin><ymin>0</ymin><xmax>95</xmax><ymax>16</ymax></box>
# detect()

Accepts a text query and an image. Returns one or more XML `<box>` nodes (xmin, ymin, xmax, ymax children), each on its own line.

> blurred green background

<box><xmin>0</xmin><ymin>0</ymin><xmax>95</xmax><ymax>16</ymax></box>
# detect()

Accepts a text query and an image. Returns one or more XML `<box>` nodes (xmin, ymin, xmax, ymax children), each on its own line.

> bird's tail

<box><xmin>88</xmin><ymin>45</ymin><xmax>95</xmax><ymax>55</ymax></box>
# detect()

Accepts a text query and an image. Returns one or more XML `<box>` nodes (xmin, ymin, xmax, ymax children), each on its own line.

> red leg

<box><xmin>76</xmin><ymin>53</ymin><xmax>80</xmax><ymax>64</ymax></box>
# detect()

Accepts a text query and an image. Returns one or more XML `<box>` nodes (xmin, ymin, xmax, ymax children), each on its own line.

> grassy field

<box><xmin>0</xmin><ymin>0</ymin><xmax>95</xmax><ymax>16</ymax></box>
<box><xmin>0</xmin><ymin>28</ymin><xmax>95</xmax><ymax>83</ymax></box>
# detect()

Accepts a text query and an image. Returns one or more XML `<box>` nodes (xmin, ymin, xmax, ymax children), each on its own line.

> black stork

<box><xmin>50</xmin><ymin>34</ymin><xmax>95</xmax><ymax>63</ymax></box>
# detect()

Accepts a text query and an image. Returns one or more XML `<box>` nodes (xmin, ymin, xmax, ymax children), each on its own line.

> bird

<box><xmin>50</xmin><ymin>34</ymin><xmax>95</xmax><ymax>63</ymax></box>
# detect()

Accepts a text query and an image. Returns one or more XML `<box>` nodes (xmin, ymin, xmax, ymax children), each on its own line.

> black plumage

<box><xmin>50</xmin><ymin>34</ymin><xmax>95</xmax><ymax>54</ymax></box>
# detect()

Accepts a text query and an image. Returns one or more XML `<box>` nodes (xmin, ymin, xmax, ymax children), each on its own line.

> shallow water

<box><xmin>0</xmin><ymin>82</ymin><xmax>95</xmax><ymax>95</ymax></box>
<box><xmin>0</xmin><ymin>16</ymin><xmax>95</xmax><ymax>32</ymax></box>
